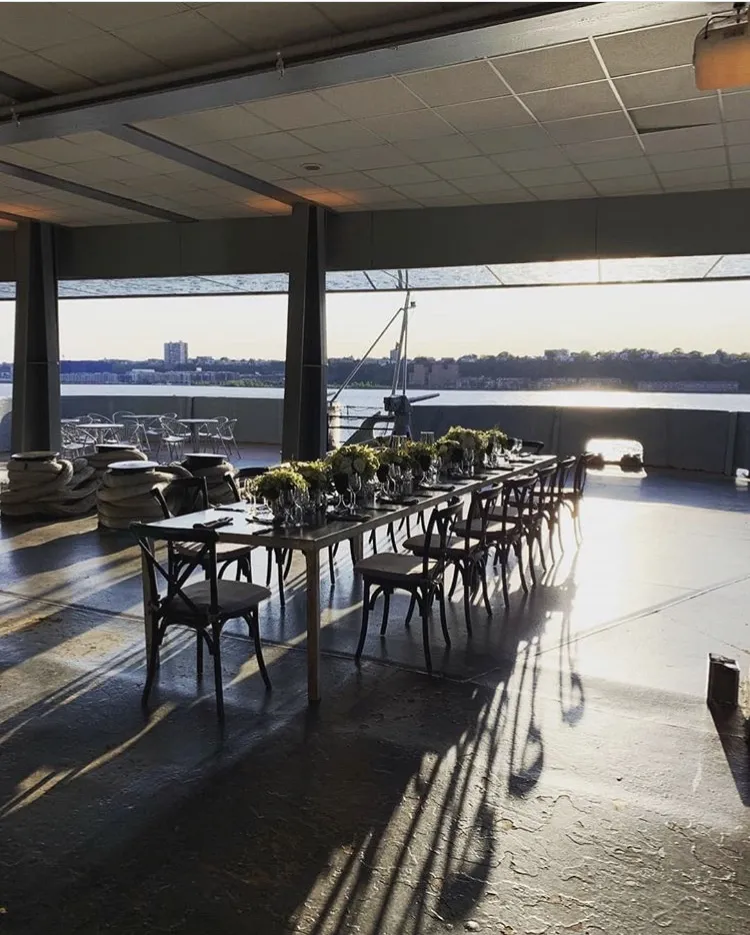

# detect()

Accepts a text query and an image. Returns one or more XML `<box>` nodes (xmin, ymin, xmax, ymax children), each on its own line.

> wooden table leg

<box><xmin>305</xmin><ymin>549</ymin><xmax>322</xmax><ymax>703</ymax></box>
<box><xmin>351</xmin><ymin>533</ymin><xmax>364</xmax><ymax>568</ymax></box>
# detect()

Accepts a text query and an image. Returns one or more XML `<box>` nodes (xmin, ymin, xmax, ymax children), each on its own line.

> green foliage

<box><xmin>292</xmin><ymin>459</ymin><xmax>330</xmax><ymax>491</ymax></box>
<box><xmin>327</xmin><ymin>443</ymin><xmax>379</xmax><ymax>480</ymax></box>
<box><xmin>254</xmin><ymin>465</ymin><xmax>307</xmax><ymax>501</ymax></box>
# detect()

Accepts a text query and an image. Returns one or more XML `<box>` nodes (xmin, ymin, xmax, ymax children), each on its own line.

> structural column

<box><xmin>11</xmin><ymin>221</ymin><xmax>61</xmax><ymax>454</ymax></box>
<box><xmin>282</xmin><ymin>204</ymin><xmax>327</xmax><ymax>461</ymax></box>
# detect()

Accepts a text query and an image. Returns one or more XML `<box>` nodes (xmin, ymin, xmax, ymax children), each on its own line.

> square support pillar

<box><xmin>11</xmin><ymin>221</ymin><xmax>61</xmax><ymax>454</ymax></box>
<box><xmin>282</xmin><ymin>204</ymin><xmax>327</xmax><ymax>461</ymax></box>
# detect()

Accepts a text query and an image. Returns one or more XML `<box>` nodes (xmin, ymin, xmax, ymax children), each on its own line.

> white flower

<box><xmin>338</xmin><ymin>456</ymin><xmax>352</xmax><ymax>475</ymax></box>
<box><xmin>352</xmin><ymin>457</ymin><xmax>366</xmax><ymax>474</ymax></box>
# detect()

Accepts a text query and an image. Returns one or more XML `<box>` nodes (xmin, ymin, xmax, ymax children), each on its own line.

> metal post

<box><xmin>11</xmin><ymin>221</ymin><xmax>60</xmax><ymax>454</ymax></box>
<box><xmin>282</xmin><ymin>204</ymin><xmax>327</xmax><ymax>461</ymax></box>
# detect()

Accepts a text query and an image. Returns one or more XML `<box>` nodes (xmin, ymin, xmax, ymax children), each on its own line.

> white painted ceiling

<box><xmin>0</xmin><ymin>2</ymin><xmax>747</xmax><ymax>226</ymax></box>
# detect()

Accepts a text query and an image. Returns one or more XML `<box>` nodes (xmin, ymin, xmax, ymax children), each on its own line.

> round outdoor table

<box><xmin>178</xmin><ymin>418</ymin><xmax>218</xmax><ymax>453</ymax></box>
<box><xmin>78</xmin><ymin>423</ymin><xmax>124</xmax><ymax>444</ymax></box>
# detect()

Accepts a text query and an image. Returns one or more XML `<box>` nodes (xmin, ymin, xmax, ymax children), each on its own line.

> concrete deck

<box><xmin>0</xmin><ymin>468</ymin><xmax>748</xmax><ymax>933</ymax></box>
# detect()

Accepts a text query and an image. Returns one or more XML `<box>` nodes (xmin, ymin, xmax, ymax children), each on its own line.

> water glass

<box><xmin>390</xmin><ymin>435</ymin><xmax>407</xmax><ymax>450</ymax></box>
<box><xmin>419</xmin><ymin>432</ymin><xmax>435</xmax><ymax>445</ymax></box>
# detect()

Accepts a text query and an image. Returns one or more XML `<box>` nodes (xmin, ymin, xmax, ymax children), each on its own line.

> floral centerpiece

<box><xmin>293</xmin><ymin>459</ymin><xmax>330</xmax><ymax>493</ymax></box>
<box><xmin>403</xmin><ymin>440</ymin><xmax>436</xmax><ymax>481</ymax></box>
<box><xmin>254</xmin><ymin>465</ymin><xmax>307</xmax><ymax>521</ymax></box>
<box><xmin>485</xmin><ymin>427</ymin><xmax>509</xmax><ymax>454</ymax></box>
<box><xmin>326</xmin><ymin>444</ymin><xmax>379</xmax><ymax>495</ymax></box>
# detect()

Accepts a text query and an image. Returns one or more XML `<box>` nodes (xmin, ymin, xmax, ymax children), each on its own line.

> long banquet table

<box><xmin>138</xmin><ymin>455</ymin><xmax>556</xmax><ymax>703</ymax></box>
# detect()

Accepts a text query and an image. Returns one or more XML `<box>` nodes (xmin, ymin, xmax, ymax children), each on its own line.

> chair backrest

<box><xmin>462</xmin><ymin>485</ymin><xmax>501</xmax><ymax>549</ymax></box>
<box><xmin>529</xmin><ymin>464</ymin><xmax>556</xmax><ymax>518</ymax></box>
<box><xmin>87</xmin><ymin>412</ymin><xmax>113</xmax><ymax>423</ymax></box>
<box><xmin>223</xmin><ymin>472</ymin><xmax>242</xmax><ymax>503</ymax></box>
<box><xmin>113</xmin><ymin>410</ymin><xmax>135</xmax><ymax>421</ymax></box>
<box><xmin>422</xmin><ymin>498</ymin><xmax>462</xmax><ymax>576</ymax></box>
<box><xmin>498</xmin><ymin>475</ymin><xmax>536</xmax><ymax>530</ymax></box>
<box><xmin>554</xmin><ymin>456</ymin><xmax>576</xmax><ymax>498</ymax></box>
<box><xmin>573</xmin><ymin>453</ymin><xmax>591</xmax><ymax>496</ymax></box>
<box><xmin>160</xmin><ymin>416</ymin><xmax>186</xmax><ymax>436</ymax></box>
<box><xmin>153</xmin><ymin>476</ymin><xmax>209</xmax><ymax>519</ymax></box>
<box><xmin>131</xmin><ymin>522</ymin><xmax>219</xmax><ymax>621</ymax></box>
<box><xmin>521</xmin><ymin>439</ymin><xmax>545</xmax><ymax>454</ymax></box>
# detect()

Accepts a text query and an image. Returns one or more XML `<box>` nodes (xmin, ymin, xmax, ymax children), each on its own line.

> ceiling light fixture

<box><xmin>302</xmin><ymin>163</ymin><xmax>322</xmax><ymax>172</ymax></box>
<box><xmin>694</xmin><ymin>3</ymin><xmax>750</xmax><ymax>90</ymax></box>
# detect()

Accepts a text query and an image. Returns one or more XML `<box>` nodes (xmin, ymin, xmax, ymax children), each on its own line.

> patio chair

<box><xmin>212</xmin><ymin>416</ymin><xmax>241</xmax><ymax>459</ymax></box>
<box><xmin>543</xmin><ymin>455</ymin><xmax>576</xmax><ymax>556</ymax></box>
<box><xmin>151</xmin><ymin>477</ymin><xmax>254</xmax><ymax>583</ymax></box>
<box><xmin>404</xmin><ymin>486</ymin><xmax>501</xmax><ymax>634</ymax></box>
<box><xmin>145</xmin><ymin>414</ymin><xmax>177</xmax><ymax>458</ymax></box>
<box><xmin>61</xmin><ymin>423</ymin><xmax>87</xmax><ymax>459</ymax></box>
<box><xmin>159</xmin><ymin>416</ymin><xmax>190</xmax><ymax>461</ymax></box>
<box><xmin>520</xmin><ymin>439</ymin><xmax>545</xmax><ymax>454</ymax></box>
<box><xmin>560</xmin><ymin>453</ymin><xmax>593</xmax><ymax>543</ymax></box>
<box><xmin>132</xmin><ymin>521</ymin><xmax>271</xmax><ymax>721</ymax></box>
<box><xmin>517</xmin><ymin>464</ymin><xmax>557</xmax><ymax>580</ymax></box>
<box><xmin>354</xmin><ymin>499</ymin><xmax>461</xmax><ymax>672</ymax></box>
<box><xmin>114</xmin><ymin>411</ymin><xmax>148</xmax><ymax>450</ymax></box>
<box><xmin>485</xmin><ymin>475</ymin><xmax>537</xmax><ymax>606</ymax></box>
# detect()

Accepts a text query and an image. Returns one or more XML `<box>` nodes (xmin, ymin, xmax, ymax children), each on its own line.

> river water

<box><xmin>1</xmin><ymin>384</ymin><xmax>746</xmax><ymax>412</ymax></box>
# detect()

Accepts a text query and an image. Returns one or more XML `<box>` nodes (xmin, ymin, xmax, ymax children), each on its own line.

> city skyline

<box><xmin>0</xmin><ymin>278</ymin><xmax>749</xmax><ymax>360</ymax></box>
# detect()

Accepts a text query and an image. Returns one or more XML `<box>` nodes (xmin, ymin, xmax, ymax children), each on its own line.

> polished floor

<box><xmin>0</xmin><ymin>468</ymin><xmax>748</xmax><ymax>933</ymax></box>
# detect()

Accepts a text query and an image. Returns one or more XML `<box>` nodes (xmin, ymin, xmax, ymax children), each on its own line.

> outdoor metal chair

<box><xmin>212</xmin><ymin>416</ymin><xmax>241</xmax><ymax>459</ymax></box>
<box><xmin>132</xmin><ymin>521</ymin><xmax>271</xmax><ymax>721</ymax></box>
<box><xmin>544</xmin><ymin>455</ymin><xmax>576</xmax><ymax>556</ymax></box>
<box><xmin>354</xmin><ymin>499</ymin><xmax>461</xmax><ymax>672</ymax></box>
<box><xmin>404</xmin><ymin>486</ymin><xmax>500</xmax><ymax>633</ymax></box>
<box><xmin>560</xmin><ymin>453</ymin><xmax>593</xmax><ymax>543</ymax></box>
<box><xmin>159</xmin><ymin>416</ymin><xmax>190</xmax><ymax>461</ymax></box>
<box><xmin>151</xmin><ymin>477</ymin><xmax>254</xmax><ymax>583</ymax></box>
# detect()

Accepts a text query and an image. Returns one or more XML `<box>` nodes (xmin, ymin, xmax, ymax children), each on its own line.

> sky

<box><xmin>0</xmin><ymin>279</ymin><xmax>748</xmax><ymax>360</ymax></box>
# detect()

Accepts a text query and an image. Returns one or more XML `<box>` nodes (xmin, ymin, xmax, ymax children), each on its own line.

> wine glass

<box><xmin>349</xmin><ymin>473</ymin><xmax>362</xmax><ymax>513</ymax></box>
<box><xmin>419</xmin><ymin>432</ymin><xmax>435</xmax><ymax>445</ymax></box>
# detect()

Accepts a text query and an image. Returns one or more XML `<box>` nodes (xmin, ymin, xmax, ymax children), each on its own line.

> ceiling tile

<box><xmin>365</xmin><ymin>164</ymin><xmax>437</xmax><ymax>185</ymax></box>
<box><xmin>649</xmin><ymin>148</ymin><xmax>726</xmax><ymax>172</ymax></box>
<box><xmin>436</xmin><ymin>97</ymin><xmax>533</xmax><ymax>133</ymax></box>
<box><xmin>400</xmin><ymin>61</ymin><xmax>509</xmax><ymax>106</ymax></box>
<box><xmin>579</xmin><ymin>156</ymin><xmax>652</xmax><ymax>180</ymax></box>
<box><xmin>530</xmin><ymin>181</ymin><xmax>597</xmax><ymax>200</ymax></box>
<box><xmin>142</xmin><ymin>106</ymin><xmax>275</xmax><ymax>145</ymax></box>
<box><xmin>640</xmin><ymin>124</ymin><xmax>724</xmax><ymax>154</ymax></box>
<box><xmin>521</xmin><ymin>81</ymin><xmax>620</xmax><ymax>122</ymax></box>
<box><xmin>116</xmin><ymin>10</ymin><xmax>246</xmax><ymax>68</ymax></box>
<box><xmin>466</xmin><ymin>125</ymin><xmax>552</xmax><ymax>154</ymax></box>
<box><xmin>728</xmin><ymin>144</ymin><xmax>750</xmax><ymax>164</ymax></box>
<box><xmin>492</xmin><ymin>148</ymin><xmax>570</xmax><ymax>172</ymax></box>
<box><xmin>0</xmin><ymin>146</ymin><xmax>53</xmax><ymax>169</ymax></box>
<box><xmin>395</xmin><ymin>135</ymin><xmax>480</xmax><ymax>162</ymax></box>
<box><xmin>66</xmin><ymin>3</ymin><xmax>187</xmax><ymax>28</ymax></box>
<box><xmin>196</xmin><ymin>2</ymin><xmax>333</xmax><ymax>49</ymax></box>
<box><xmin>333</xmin><ymin>144</ymin><xmax>412</xmax><ymax>170</ymax></box>
<box><xmin>491</xmin><ymin>41</ymin><xmax>604</xmax><ymax>93</ymax></box>
<box><xmin>304</xmin><ymin>170</ymin><xmax>381</xmax><ymax>191</ymax></box>
<box><xmin>390</xmin><ymin>180</ymin><xmax>460</xmax><ymax>199</ymax></box>
<box><xmin>452</xmin><ymin>173</ymin><xmax>521</xmax><ymax>194</ymax></box>
<box><xmin>345</xmin><ymin>187</ymin><xmax>410</xmax><ymax>205</ymax></box>
<box><xmin>39</xmin><ymin>33</ymin><xmax>161</xmax><ymax>84</ymax></box>
<box><xmin>424</xmin><ymin>156</ymin><xmax>498</xmax><ymax>180</ymax></box>
<box><xmin>270</xmin><ymin>153</ymin><xmax>350</xmax><ymax>176</ymax></box>
<box><xmin>591</xmin><ymin>174</ymin><xmax>661</xmax><ymax>195</ymax></box>
<box><xmin>361</xmin><ymin>110</ymin><xmax>453</xmax><ymax>142</ymax></box>
<box><xmin>594</xmin><ymin>19</ymin><xmax>704</xmax><ymax>77</ymax></box>
<box><xmin>417</xmin><ymin>194</ymin><xmax>477</xmax><ymax>208</ymax></box>
<box><xmin>510</xmin><ymin>165</ymin><xmax>583</xmax><ymax>187</ymax></box>
<box><xmin>0</xmin><ymin>3</ymin><xmax>98</xmax><ymax>51</ymax></box>
<box><xmin>630</xmin><ymin>98</ymin><xmax>721</xmax><ymax>131</ymax></box>
<box><xmin>544</xmin><ymin>112</ymin><xmax>634</xmax><ymax>145</ymax></box>
<box><xmin>187</xmin><ymin>140</ymin><xmax>256</xmax><ymax>167</ymax></box>
<box><xmin>63</xmin><ymin>131</ymin><xmax>141</xmax><ymax>158</ymax></box>
<box><xmin>0</xmin><ymin>53</ymin><xmax>94</xmax><ymax>93</ymax></box>
<box><xmin>476</xmin><ymin>189</ymin><xmax>536</xmax><ymax>203</ymax></box>
<box><xmin>292</xmin><ymin>121</ymin><xmax>382</xmax><ymax>152</ymax></box>
<box><xmin>614</xmin><ymin>65</ymin><xmax>712</xmax><ymax>109</ymax></box>
<box><xmin>8</xmin><ymin>138</ymin><xmax>99</xmax><ymax>163</ymax></box>
<box><xmin>232</xmin><ymin>132</ymin><xmax>319</xmax><ymax>161</ymax></box>
<box><xmin>563</xmin><ymin>136</ymin><xmax>643</xmax><ymax>163</ymax></box>
<box><xmin>731</xmin><ymin>163</ymin><xmax>750</xmax><ymax>180</ymax></box>
<box><xmin>318</xmin><ymin>78</ymin><xmax>424</xmax><ymax>119</ymax></box>
<box><xmin>245</xmin><ymin>92</ymin><xmax>347</xmax><ymax>130</ymax></box>
<box><xmin>725</xmin><ymin>119</ymin><xmax>750</xmax><ymax>145</ymax></box>
<box><xmin>658</xmin><ymin>165</ymin><xmax>729</xmax><ymax>188</ymax></box>
<box><xmin>722</xmin><ymin>90</ymin><xmax>750</xmax><ymax>122</ymax></box>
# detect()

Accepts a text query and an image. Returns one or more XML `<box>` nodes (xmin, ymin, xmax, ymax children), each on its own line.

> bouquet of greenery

<box><xmin>254</xmin><ymin>465</ymin><xmax>307</xmax><ymax>502</ymax></box>
<box><xmin>326</xmin><ymin>444</ymin><xmax>379</xmax><ymax>482</ymax></box>
<box><xmin>436</xmin><ymin>437</ymin><xmax>463</xmax><ymax>465</ymax></box>
<box><xmin>293</xmin><ymin>459</ymin><xmax>330</xmax><ymax>492</ymax></box>
<box><xmin>485</xmin><ymin>427</ymin><xmax>508</xmax><ymax>453</ymax></box>
<box><xmin>404</xmin><ymin>440</ymin><xmax>435</xmax><ymax>473</ymax></box>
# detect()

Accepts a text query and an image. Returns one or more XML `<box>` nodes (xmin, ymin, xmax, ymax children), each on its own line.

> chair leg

<box><xmin>437</xmin><ymin>584</ymin><xmax>450</xmax><ymax>646</ymax></box>
<box><xmin>405</xmin><ymin>593</ymin><xmax>417</xmax><ymax>625</ymax></box>
<box><xmin>547</xmin><ymin>516</ymin><xmax>556</xmax><ymax>563</ymax></box>
<box><xmin>527</xmin><ymin>538</ymin><xmax>537</xmax><ymax>586</ymax></box>
<box><xmin>514</xmin><ymin>542</ymin><xmax>529</xmax><ymax>594</ymax></box>
<box><xmin>275</xmin><ymin>549</ymin><xmax>286</xmax><ymax>607</ymax></box>
<box><xmin>380</xmin><ymin>589</ymin><xmax>391</xmax><ymax>636</ymax></box>
<box><xmin>369</xmin><ymin>529</ymin><xmax>378</xmax><ymax>554</ymax></box>
<box><xmin>462</xmin><ymin>564</ymin><xmax>473</xmax><ymax>635</ymax></box>
<box><xmin>249</xmin><ymin>610</ymin><xmax>271</xmax><ymax>691</ymax></box>
<box><xmin>328</xmin><ymin>546</ymin><xmax>336</xmax><ymax>583</ymax></box>
<box><xmin>536</xmin><ymin>527</ymin><xmax>547</xmax><ymax>571</ymax></box>
<box><xmin>447</xmin><ymin>563</ymin><xmax>461</xmax><ymax>599</ymax></box>
<box><xmin>283</xmin><ymin>549</ymin><xmax>293</xmax><ymax>579</ymax></box>
<box><xmin>196</xmin><ymin>631</ymin><xmax>204</xmax><ymax>678</ymax></box>
<box><xmin>265</xmin><ymin>548</ymin><xmax>273</xmax><ymax>586</ymax></box>
<box><xmin>558</xmin><ymin>507</ymin><xmax>566</xmax><ymax>550</ymax></box>
<box><xmin>421</xmin><ymin>594</ymin><xmax>433</xmax><ymax>673</ymax></box>
<box><xmin>388</xmin><ymin>523</ymin><xmax>398</xmax><ymax>552</ymax></box>
<box><xmin>142</xmin><ymin>624</ymin><xmax>161</xmax><ymax>708</ymax></box>
<box><xmin>211</xmin><ymin>623</ymin><xmax>225</xmax><ymax>722</ymax></box>
<box><xmin>500</xmin><ymin>555</ymin><xmax>510</xmax><ymax>608</ymax></box>
<box><xmin>356</xmin><ymin>581</ymin><xmax>371</xmax><ymax>661</ymax></box>
<box><xmin>479</xmin><ymin>558</ymin><xmax>492</xmax><ymax>616</ymax></box>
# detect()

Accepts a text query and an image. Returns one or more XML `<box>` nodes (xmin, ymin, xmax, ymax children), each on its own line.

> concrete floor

<box><xmin>0</xmin><ymin>467</ymin><xmax>748</xmax><ymax>933</ymax></box>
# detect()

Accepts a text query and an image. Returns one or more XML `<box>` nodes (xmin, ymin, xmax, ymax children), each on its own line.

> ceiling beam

<box><xmin>107</xmin><ymin>125</ymin><xmax>319</xmax><ymax>210</ymax></box>
<box><xmin>0</xmin><ymin>2</ymin><xmax>716</xmax><ymax>146</ymax></box>
<box><xmin>0</xmin><ymin>160</ymin><xmax>192</xmax><ymax>223</ymax></box>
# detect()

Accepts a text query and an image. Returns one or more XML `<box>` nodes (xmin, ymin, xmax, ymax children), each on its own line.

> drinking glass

<box><xmin>349</xmin><ymin>474</ymin><xmax>362</xmax><ymax>513</ymax></box>
<box><xmin>390</xmin><ymin>435</ymin><xmax>407</xmax><ymax>450</ymax></box>
<box><xmin>419</xmin><ymin>432</ymin><xmax>435</xmax><ymax>445</ymax></box>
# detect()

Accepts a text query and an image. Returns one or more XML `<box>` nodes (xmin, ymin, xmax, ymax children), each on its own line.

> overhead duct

<box><xmin>694</xmin><ymin>3</ymin><xmax>750</xmax><ymax>90</ymax></box>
